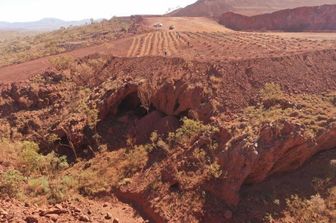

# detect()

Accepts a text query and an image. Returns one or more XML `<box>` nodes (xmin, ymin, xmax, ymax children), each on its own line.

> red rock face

<box><xmin>169</xmin><ymin>0</ymin><xmax>336</xmax><ymax>17</ymax></box>
<box><xmin>220</xmin><ymin>4</ymin><xmax>336</xmax><ymax>31</ymax></box>
<box><xmin>211</xmin><ymin>122</ymin><xmax>336</xmax><ymax>206</ymax></box>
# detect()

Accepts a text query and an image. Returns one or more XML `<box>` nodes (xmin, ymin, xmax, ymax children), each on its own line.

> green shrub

<box><xmin>77</xmin><ymin>170</ymin><xmax>109</xmax><ymax>196</ymax></box>
<box><xmin>169</xmin><ymin>118</ymin><xmax>218</xmax><ymax>145</ymax></box>
<box><xmin>77</xmin><ymin>99</ymin><xmax>99</xmax><ymax>128</ymax></box>
<box><xmin>123</xmin><ymin>146</ymin><xmax>149</xmax><ymax>177</ymax></box>
<box><xmin>27</xmin><ymin>176</ymin><xmax>50</xmax><ymax>196</ymax></box>
<box><xmin>19</xmin><ymin>141</ymin><xmax>69</xmax><ymax>175</ymax></box>
<box><xmin>20</xmin><ymin>141</ymin><xmax>42</xmax><ymax>174</ymax></box>
<box><xmin>48</xmin><ymin>175</ymin><xmax>77</xmax><ymax>203</ymax></box>
<box><xmin>49</xmin><ymin>55</ymin><xmax>74</xmax><ymax>70</ymax></box>
<box><xmin>208</xmin><ymin>162</ymin><xmax>222</xmax><ymax>179</ymax></box>
<box><xmin>148</xmin><ymin>131</ymin><xmax>169</xmax><ymax>152</ymax></box>
<box><xmin>0</xmin><ymin>140</ymin><xmax>71</xmax><ymax>203</ymax></box>
<box><xmin>193</xmin><ymin>148</ymin><xmax>207</xmax><ymax>161</ymax></box>
<box><xmin>260</xmin><ymin>82</ymin><xmax>284</xmax><ymax>101</ymax></box>
<box><xmin>46</xmin><ymin>133</ymin><xmax>60</xmax><ymax>146</ymax></box>
<box><xmin>0</xmin><ymin>170</ymin><xmax>25</xmax><ymax>197</ymax></box>
<box><xmin>44</xmin><ymin>152</ymin><xmax>69</xmax><ymax>173</ymax></box>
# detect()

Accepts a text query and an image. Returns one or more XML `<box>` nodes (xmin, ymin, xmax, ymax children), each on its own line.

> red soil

<box><xmin>0</xmin><ymin>44</ymin><xmax>111</xmax><ymax>82</ymax></box>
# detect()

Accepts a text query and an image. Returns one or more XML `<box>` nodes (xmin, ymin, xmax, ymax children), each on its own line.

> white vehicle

<box><xmin>153</xmin><ymin>23</ymin><xmax>163</xmax><ymax>28</ymax></box>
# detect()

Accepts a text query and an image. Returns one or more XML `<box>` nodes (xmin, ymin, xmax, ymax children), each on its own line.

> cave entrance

<box><xmin>116</xmin><ymin>92</ymin><xmax>148</xmax><ymax>118</ymax></box>
<box><xmin>99</xmin><ymin>90</ymin><xmax>189</xmax><ymax>151</ymax></box>
<box><xmin>98</xmin><ymin>91</ymin><xmax>151</xmax><ymax>149</ymax></box>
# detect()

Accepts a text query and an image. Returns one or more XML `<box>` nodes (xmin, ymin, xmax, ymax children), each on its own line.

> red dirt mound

<box><xmin>169</xmin><ymin>0</ymin><xmax>336</xmax><ymax>17</ymax></box>
<box><xmin>220</xmin><ymin>4</ymin><xmax>336</xmax><ymax>31</ymax></box>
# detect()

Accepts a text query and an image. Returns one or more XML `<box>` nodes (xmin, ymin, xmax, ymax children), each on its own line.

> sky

<box><xmin>0</xmin><ymin>0</ymin><xmax>197</xmax><ymax>22</ymax></box>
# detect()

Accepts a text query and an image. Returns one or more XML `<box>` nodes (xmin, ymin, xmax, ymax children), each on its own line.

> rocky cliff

<box><xmin>220</xmin><ymin>4</ymin><xmax>336</xmax><ymax>31</ymax></box>
<box><xmin>169</xmin><ymin>0</ymin><xmax>336</xmax><ymax>17</ymax></box>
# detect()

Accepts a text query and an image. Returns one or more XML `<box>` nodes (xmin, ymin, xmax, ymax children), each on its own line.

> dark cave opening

<box><xmin>97</xmin><ymin>90</ymin><xmax>192</xmax><ymax>152</ymax></box>
<box><xmin>169</xmin><ymin>182</ymin><xmax>181</xmax><ymax>193</ymax></box>
<box><xmin>57</xmin><ymin>135</ymin><xmax>77</xmax><ymax>163</ymax></box>
<box><xmin>117</xmin><ymin>92</ymin><xmax>148</xmax><ymax>118</ymax></box>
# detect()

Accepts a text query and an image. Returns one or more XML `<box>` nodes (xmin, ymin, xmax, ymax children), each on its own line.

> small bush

<box><xmin>0</xmin><ymin>170</ymin><xmax>25</xmax><ymax>198</ymax></box>
<box><xmin>285</xmin><ymin>194</ymin><xmax>328</xmax><ymax>223</ymax></box>
<box><xmin>149</xmin><ymin>131</ymin><xmax>169</xmax><ymax>152</ymax></box>
<box><xmin>208</xmin><ymin>162</ymin><xmax>222</xmax><ymax>179</ymax></box>
<box><xmin>123</xmin><ymin>146</ymin><xmax>149</xmax><ymax>177</ymax></box>
<box><xmin>27</xmin><ymin>176</ymin><xmax>50</xmax><ymax>196</ymax></box>
<box><xmin>46</xmin><ymin>133</ymin><xmax>60</xmax><ymax>145</ymax></box>
<box><xmin>169</xmin><ymin>118</ymin><xmax>218</xmax><ymax>145</ymax></box>
<box><xmin>71</xmin><ymin>63</ymin><xmax>94</xmax><ymax>82</ymax></box>
<box><xmin>49</xmin><ymin>55</ymin><xmax>74</xmax><ymax>70</ymax></box>
<box><xmin>44</xmin><ymin>152</ymin><xmax>69</xmax><ymax>173</ymax></box>
<box><xmin>48</xmin><ymin>175</ymin><xmax>77</xmax><ymax>203</ymax></box>
<box><xmin>19</xmin><ymin>141</ymin><xmax>69</xmax><ymax>175</ymax></box>
<box><xmin>193</xmin><ymin>148</ymin><xmax>207</xmax><ymax>161</ymax></box>
<box><xmin>77</xmin><ymin>170</ymin><xmax>109</xmax><ymax>196</ymax></box>
<box><xmin>77</xmin><ymin>99</ymin><xmax>99</xmax><ymax>128</ymax></box>
<box><xmin>20</xmin><ymin>141</ymin><xmax>42</xmax><ymax>174</ymax></box>
<box><xmin>0</xmin><ymin>140</ymin><xmax>71</xmax><ymax>204</ymax></box>
<box><xmin>260</xmin><ymin>82</ymin><xmax>284</xmax><ymax>101</ymax></box>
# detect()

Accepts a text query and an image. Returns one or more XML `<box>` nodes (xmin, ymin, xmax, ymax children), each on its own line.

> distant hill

<box><xmin>0</xmin><ymin>18</ymin><xmax>92</xmax><ymax>31</ymax></box>
<box><xmin>219</xmin><ymin>4</ymin><xmax>336</xmax><ymax>31</ymax></box>
<box><xmin>168</xmin><ymin>0</ymin><xmax>336</xmax><ymax>17</ymax></box>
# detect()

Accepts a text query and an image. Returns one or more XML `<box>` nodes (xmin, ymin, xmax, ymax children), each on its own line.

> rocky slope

<box><xmin>0</xmin><ymin>197</ymin><xmax>142</xmax><ymax>223</ymax></box>
<box><xmin>0</xmin><ymin>50</ymin><xmax>336</xmax><ymax>221</ymax></box>
<box><xmin>220</xmin><ymin>4</ymin><xmax>336</xmax><ymax>31</ymax></box>
<box><xmin>169</xmin><ymin>0</ymin><xmax>336</xmax><ymax>17</ymax></box>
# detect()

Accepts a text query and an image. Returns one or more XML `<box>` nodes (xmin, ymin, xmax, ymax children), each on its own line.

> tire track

<box><xmin>178</xmin><ymin>32</ymin><xmax>189</xmax><ymax>45</ymax></box>
<box><xmin>149</xmin><ymin>32</ymin><xmax>159</xmax><ymax>55</ymax></box>
<box><xmin>133</xmin><ymin>37</ymin><xmax>142</xmax><ymax>57</ymax></box>
<box><xmin>144</xmin><ymin>32</ymin><xmax>154</xmax><ymax>56</ymax></box>
<box><xmin>139</xmin><ymin>34</ymin><xmax>150</xmax><ymax>56</ymax></box>
<box><xmin>134</xmin><ymin>35</ymin><xmax>145</xmax><ymax>57</ymax></box>
<box><xmin>153</xmin><ymin>32</ymin><xmax>163</xmax><ymax>56</ymax></box>
<box><xmin>168</xmin><ymin>32</ymin><xmax>179</xmax><ymax>55</ymax></box>
<box><xmin>127</xmin><ymin>36</ymin><xmax>138</xmax><ymax>57</ymax></box>
<box><xmin>159</xmin><ymin>32</ymin><xmax>165</xmax><ymax>56</ymax></box>
<box><xmin>148</xmin><ymin>32</ymin><xmax>157</xmax><ymax>56</ymax></box>
<box><xmin>163</xmin><ymin>32</ymin><xmax>173</xmax><ymax>56</ymax></box>
<box><xmin>182</xmin><ymin>32</ymin><xmax>200</xmax><ymax>48</ymax></box>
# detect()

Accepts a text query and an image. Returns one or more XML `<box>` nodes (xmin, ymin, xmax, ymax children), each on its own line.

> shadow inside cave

<box><xmin>97</xmin><ymin>91</ymin><xmax>181</xmax><ymax>151</ymax></box>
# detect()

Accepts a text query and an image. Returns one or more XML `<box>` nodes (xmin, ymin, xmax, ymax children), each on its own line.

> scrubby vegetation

<box><xmin>0</xmin><ymin>140</ymin><xmax>72</xmax><ymax>203</ymax></box>
<box><xmin>66</xmin><ymin>118</ymin><xmax>220</xmax><ymax>196</ymax></box>
<box><xmin>0</xmin><ymin>17</ymin><xmax>131</xmax><ymax>67</ymax></box>
<box><xmin>48</xmin><ymin>54</ymin><xmax>109</xmax><ymax>85</ymax></box>
<box><xmin>237</xmin><ymin>149</ymin><xmax>336</xmax><ymax>223</ymax></box>
<box><xmin>0</xmin><ymin>69</ymin><xmax>335</xmax><ymax>221</ymax></box>
<box><xmin>48</xmin><ymin>55</ymin><xmax>75</xmax><ymax>70</ymax></box>
<box><xmin>0</xmin><ymin>30</ymin><xmax>38</xmax><ymax>41</ymax></box>
<box><xmin>0</xmin><ymin>117</ymin><xmax>220</xmax><ymax>204</ymax></box>
<box><xmin>225</xmin><ymin>83</ymin><xmax>336</xmax><ymax>148</ymax></box>
<box><xmin>278</xmin><ymin>157</ymin><xmax>336</xmax><ymax>223</ymax></box>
